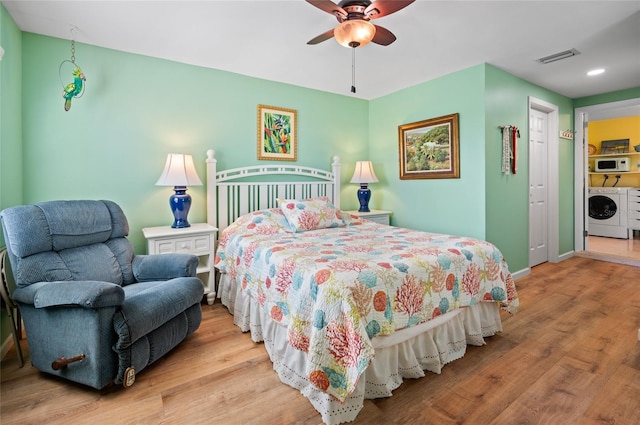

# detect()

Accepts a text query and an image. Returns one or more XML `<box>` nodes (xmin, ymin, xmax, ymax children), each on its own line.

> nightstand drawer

<box><xmin>155</xmin><ymin>235</ymin><xmax>211</xmax><ymax>255</ymax></box>
<box><xmin>346</xmin><ymin>210</ymin><xmax>392</xmax><ymax>226</ymax></box>
<box><xmin>365</xmin><ymin>215</ymin><xmax>390</xmax><ymax>225</ymax></box>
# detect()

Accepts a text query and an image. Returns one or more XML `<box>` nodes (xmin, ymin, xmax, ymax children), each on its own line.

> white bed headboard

<box><xmin>206</xmin><ymin>149</ymin><xmax>341</xmax><ymax>232</ymax></box>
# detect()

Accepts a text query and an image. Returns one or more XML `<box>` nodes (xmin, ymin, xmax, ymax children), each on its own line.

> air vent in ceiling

<box><xmin>536</xmin><ymin>49</ymin><xmax>580</xmax><ymax>64</ymax></box>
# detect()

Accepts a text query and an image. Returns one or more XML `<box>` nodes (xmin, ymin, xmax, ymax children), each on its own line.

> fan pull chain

<box><xmin>70</xmin><ymin>39</ymin><xmax>76</xmax><ymax>63</ymax></box>
<box><xmin>351</xmin><ymin>47</ymin><xmax>356</xmax><ymax>93</ymax></box>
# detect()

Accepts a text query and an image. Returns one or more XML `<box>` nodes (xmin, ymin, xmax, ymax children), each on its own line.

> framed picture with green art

<box><xmin>398</xmin><ymin>113</ymin><xmax>460</xmax><ymax>179</ymax></box>
<box><xmin>257</xmin><ymin>104</ymin><xmax>297</xmax><ymax>161</ymax></box>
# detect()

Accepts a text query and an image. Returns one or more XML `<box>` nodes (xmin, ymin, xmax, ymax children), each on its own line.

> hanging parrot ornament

<box><xmin>63</xmin><ymin>66</ymin><xmax>85</xmax><ymax>111</ymax></box>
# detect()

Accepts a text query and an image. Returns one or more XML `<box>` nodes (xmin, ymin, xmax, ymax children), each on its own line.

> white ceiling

<box><xmin>3</xmin><ymin>0</ymin><xmax>640</xmax><ymax>100</ymax></box>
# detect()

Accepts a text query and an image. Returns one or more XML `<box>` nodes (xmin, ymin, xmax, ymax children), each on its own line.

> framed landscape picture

<box><xmin>398</xmin><ymin>113</ymin><xmax>460</xmax><ymax>179</ymax></box>
<box><xmin>257</xmin><ymin>104</ymin><xmax>297</xmax><ymax>161</ymax></box>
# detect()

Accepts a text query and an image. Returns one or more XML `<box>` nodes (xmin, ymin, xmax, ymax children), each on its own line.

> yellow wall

<box><xmin>588</xmin><ymin>116</ymin><xmax>640</xmax><ymax>188</ymax></box>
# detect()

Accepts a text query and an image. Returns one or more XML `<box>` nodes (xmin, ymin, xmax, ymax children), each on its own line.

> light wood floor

<box><xmin>1</xmin><ymin>257</ymin><xmax>639</xmax><ymax>425</ymax></box>
<box><xmin>585</xmin><ymin>232</ymin><xmax>640</xmax><ymax>266</ymax></box>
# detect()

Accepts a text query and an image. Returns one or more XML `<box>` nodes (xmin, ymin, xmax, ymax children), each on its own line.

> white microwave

<box><xmin>595</xmin><ymin>157</ymin><xmax>630</xmax><ymax>172</ymax></box>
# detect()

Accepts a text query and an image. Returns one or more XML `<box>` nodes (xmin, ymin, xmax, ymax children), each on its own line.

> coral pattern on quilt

<box><xmin>215</xmin><ymin>208</ymin><xmax>519</xmax><ymax>403</ymax></box>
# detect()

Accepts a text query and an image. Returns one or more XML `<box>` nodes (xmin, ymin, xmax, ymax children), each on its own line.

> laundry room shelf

<box><xmin>589</xmin><ymin>152</ymin><xmax>640</xmax><ymax>159</ymax></box>
<box><xmin>588</xmin><ymin>171</ymin><xmax>640</xmax><ymax>175</ymax></box>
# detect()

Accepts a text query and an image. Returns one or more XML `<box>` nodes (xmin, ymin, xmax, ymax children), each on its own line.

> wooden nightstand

<box><xmin>346</xmin><ymin>210</ymin><xmax>392</xmax><ymax>225</ymax></box>
<box><xmin>142</xmin><ymin>223</ymin><xmax>217</xmax><ymax>305</ymax></box>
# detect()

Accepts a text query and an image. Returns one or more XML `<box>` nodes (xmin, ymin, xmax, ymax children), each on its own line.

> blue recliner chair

<box><xmin>0</xmin><ymin>200</ymin><xmax>204</xmax><ymax>389</ymax></box>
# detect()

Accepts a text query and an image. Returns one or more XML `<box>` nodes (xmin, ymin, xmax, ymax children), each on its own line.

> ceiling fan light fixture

<box><xmin>334</xmin><ymin>20</ymin><xmax>376</xmax><ymax>48</ymax></box>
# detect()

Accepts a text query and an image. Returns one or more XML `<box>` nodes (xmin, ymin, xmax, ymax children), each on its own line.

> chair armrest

<box><xmin>132</xmin><ymin>254</ymin><xmax>198</xmax><ymax>282</ymax></box>
<box><xmin>13</xmin><ymin>281</ymin><xmax>125</xmax><ymax>309</ymax></box>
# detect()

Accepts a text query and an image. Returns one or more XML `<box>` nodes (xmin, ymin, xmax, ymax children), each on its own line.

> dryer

<box><xmin>588</xmin><ymin>187</ymin><xmax>629</xmax><ymax>239</ymax></box>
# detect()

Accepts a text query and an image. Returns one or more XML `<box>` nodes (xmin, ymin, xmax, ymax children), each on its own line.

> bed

<box><xmin>206</xmin><ymin>150</ymin><xmax>519</xmax><ymax>424</ymax></box>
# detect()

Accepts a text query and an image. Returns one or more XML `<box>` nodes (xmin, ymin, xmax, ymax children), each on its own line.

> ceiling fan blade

<box><xmin>306</xmin><ymin>0</ymin><xmax>347</xmax><ymax>19</ymax></box>
<box><xmin>371</xmin><ymin>25</ymin><xmax>397</xmax><ymax>46</ymax></box>
<box><xmin>365</xmin><ymin>0</ymin><xmax>415</xmax><ymax>19</ymax></box>
<box><xmin>307</xmin><ymin>28</ymin><xmax>336</xmax><ymax>45</ymax></box>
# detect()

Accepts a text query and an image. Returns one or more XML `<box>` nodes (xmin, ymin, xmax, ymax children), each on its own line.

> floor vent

<box><xmin>536</xmin><ymin>48</ymin><xmax>580</xmax><ymax>64</ymax></box>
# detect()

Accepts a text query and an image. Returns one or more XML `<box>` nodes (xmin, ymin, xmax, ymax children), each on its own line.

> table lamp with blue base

<box><xmin>155</xmin><ymin>153</ymin><xmax>203</xmax><ymax>228</ymax></box>
<box><xmin>350</xmin><ymin>161</ymin><xmax>379</xmax><ymax>213</ymax></box>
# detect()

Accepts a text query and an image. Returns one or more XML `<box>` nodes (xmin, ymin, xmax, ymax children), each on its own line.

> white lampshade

<box><xmin>350</xmin><ymin>161</ymin><xmax>379</xmax><ymax>184</ymax></box>
<box><xmin>155</xmin><ymin>153</ymin><xmax>203</xmax><ymax>187</ymax></box>
<box><xmin>334</xmin><ymin>20</ymin><xmax>376</xmax><ymax>48</ymax></box>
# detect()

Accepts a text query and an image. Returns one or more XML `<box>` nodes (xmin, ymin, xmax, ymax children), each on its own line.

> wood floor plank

<box><xmin>580</xmin><ymin>364</ymin><xmax>640</xmax><ymax>425</ymax></box>
<box><xmin>493</xmin><ymin>355</ymin><xmax>601</xmax><ymax>424</ymax></box>
<box><xmin>2</xmin><ymin>257</ymin><xmax>640</xmax><ymax>425</ymax></box>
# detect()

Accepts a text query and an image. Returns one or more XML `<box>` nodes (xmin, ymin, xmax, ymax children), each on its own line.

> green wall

<box><xmin>19</xmin><ymin>33</ymin><xmax>369</xmax><ymax>253</ymax></box>
<box><xmin>1</xmin><ymin>3</ymin><xmax>22</xmax><ymax>237</ymax></box>
<box><xmin>368</xmin><ymin>65</ymin><xmax>487</xmax><ymax>240</ymax></box>
<box><xmin>484</xmin><ymin>65</ymin><xmax>574</xmax><ymax>272</ymax></box>
<box><xmin>0</xmin><ymin>3</ymin><xmax>23</xmax><ymax>352</ymax></box>
<box><xmin>573</xmin><ymin>87</ymin><xmax>640</xmax><ymax>108</ymax></box>
<box><xmin>368</xmin><ymin>64</ymin><xmax>575</xmax><ymax>273</ymax></box>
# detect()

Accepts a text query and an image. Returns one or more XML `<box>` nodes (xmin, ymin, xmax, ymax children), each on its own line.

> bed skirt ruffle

<box><xmin>219</xmin><ymin>273</ymin><xmax>503</xmax><ymax>425</ymax></box>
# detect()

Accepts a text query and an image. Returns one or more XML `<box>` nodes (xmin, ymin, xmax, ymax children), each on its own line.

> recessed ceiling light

<box><xmin>587</xmin><ymin>68</ymin><xmax>605</xmax><ymax>76</ymax></box>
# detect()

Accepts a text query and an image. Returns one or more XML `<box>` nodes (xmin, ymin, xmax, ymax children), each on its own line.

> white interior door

<box><xmin>529</xmin><ymin>108</ymin><xmax>548</xmax><ymax>266</ymax></box>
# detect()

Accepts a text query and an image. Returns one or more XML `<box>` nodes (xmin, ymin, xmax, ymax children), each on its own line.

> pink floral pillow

<box><xmin>278</xmin><ymin>197</ymin><xmax>345</xmax><ymax>232</ymax></box>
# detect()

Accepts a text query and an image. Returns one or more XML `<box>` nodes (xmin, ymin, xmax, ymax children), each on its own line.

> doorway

<box><xmin>528</xmin><ymin>97</ymin><xmax>560</xmax><ymax>267</ymax></box>
<box><xmin>573</xmin><ymin>97</ymin><xmax>640</xmax><ymax>264</ymax></box>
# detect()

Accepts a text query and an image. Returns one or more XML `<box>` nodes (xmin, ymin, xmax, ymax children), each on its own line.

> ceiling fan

<box><xmin>306</xmin><ymin>0</ymin><xmax>415</xmax><ymax>48</ymax></box>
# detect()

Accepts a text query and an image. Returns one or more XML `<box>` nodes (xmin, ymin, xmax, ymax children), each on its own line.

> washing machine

<box><xmin>588</xmin><ymin>187</ymin><xmax>629</xmax><ymax>239</ymax></box>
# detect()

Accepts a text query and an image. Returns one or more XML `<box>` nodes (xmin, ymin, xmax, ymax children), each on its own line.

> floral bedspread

<box><xmin>215</xmin><ymin>208</ymin><xmax>519</xmax><ymax>403</ymax></box>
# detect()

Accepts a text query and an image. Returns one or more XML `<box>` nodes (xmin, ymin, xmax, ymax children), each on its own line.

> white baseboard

<box><xmin>558</xmin><ymin>251</ymin><xmax>575</xmax><ymax>262</ymax></box>
<box><xmin>513</xmin><ymin>251</ymin><xmax>575</xmax><ymax>281</ymax></box>
<box><xmin>511</xmin><ymin>267</ymin><xmax>531</xmax><ymax>280</ymax></box>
